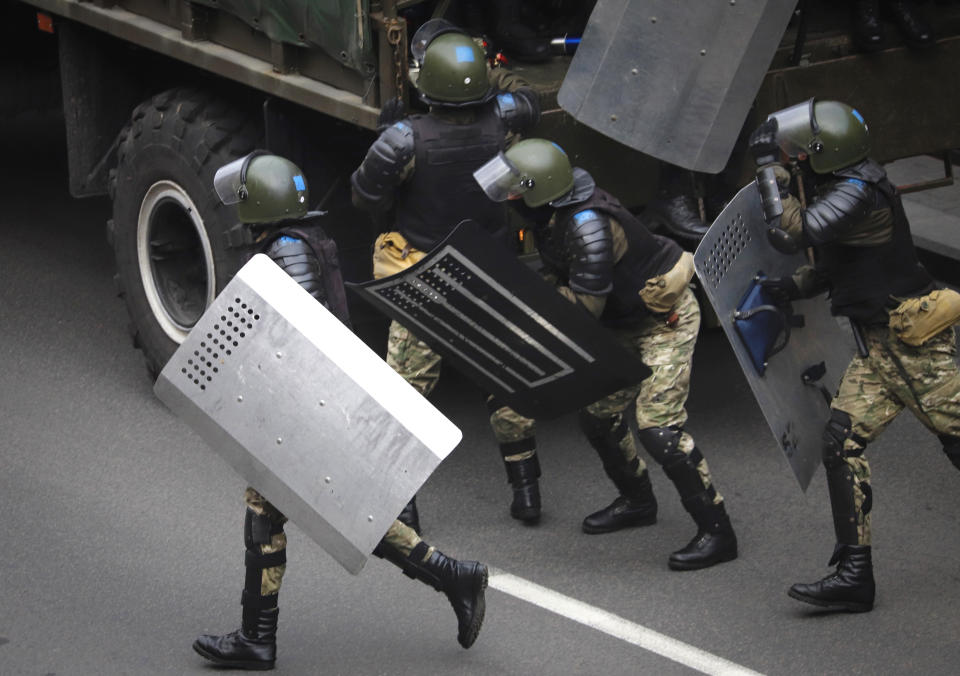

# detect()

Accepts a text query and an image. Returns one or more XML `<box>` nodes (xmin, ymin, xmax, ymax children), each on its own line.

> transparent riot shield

<box><xmin>694</xmin><ymin>182</ymin><xmax>854</xmax><ymax>490</ymax></box>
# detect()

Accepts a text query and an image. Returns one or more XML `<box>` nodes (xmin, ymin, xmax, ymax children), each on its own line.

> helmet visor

<box><xmin>768</xmin><ymin>99</ymin><xmax>818</xmax><ymax>159</ymax></box>
<box><xmin>410</xmin><ymin>18</ymin><xmax>461</xmax><ymax>64</ymax></box>
<box><xmin>473</xmin><ymin>152</ymin><xmax>528</xmax><ymax>202</ymax></box>
<box><xmin>213</xmin><ymin>156</ymin><xmax>247</xmax><ymax>205</ymax></box>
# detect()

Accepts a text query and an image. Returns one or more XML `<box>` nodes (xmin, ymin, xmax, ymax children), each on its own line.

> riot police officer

<box><xmin>748</xmin><ymin>99</ymin><xmax>960</xmax><ymax>612</ymax></box>
<box><xmin>474</xmin><ymin>139</ymin><xmax>739</xmax><ymax>570</ymax></box>
<box><xmin>194</xmin><ymin>153</ymin><xmax>489</xmax><ymax>670</ymax></box>
<box><xmin>350</xmin><ymin>20</ymin><xmax>543</xmax><ymax>523</ymax></box>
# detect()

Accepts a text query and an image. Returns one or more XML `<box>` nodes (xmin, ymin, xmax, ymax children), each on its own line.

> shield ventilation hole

<box><xmin>701</xmin><ymin>212</ymin><xmax>751</xmax><ymax>290</ymax></box>
<box><xmin>180</xmin><ymin>296</ymin><xmax>261</xmax><ymax>391</ymax></box>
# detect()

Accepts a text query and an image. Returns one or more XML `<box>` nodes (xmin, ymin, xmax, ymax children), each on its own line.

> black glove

<box><xmin>748</xmin><ymin>118</ymin><xmax>780</xmax><ymax>167</ymax></box>
<box><xmin>376</xmin><ymin>97</ymin><xmax>406</xmax><ymax>131</ymax></box>
<box><xmin>759</xmin><ymin>276</ymin><xmax>800</xmax><ymax>304</ymax></box>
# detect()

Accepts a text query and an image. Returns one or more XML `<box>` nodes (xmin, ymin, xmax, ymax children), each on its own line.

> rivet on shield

<box><xmin>325</xmin><ymin>476</ymin><xmax>332</xmax><ymax>483</ymax></box>
<box><xmin>367</xmin><ymin>515</ymin><xmax>374</xmax><ymax>522</ymax></box>
<box><xmin>276</xmin><ymin>351</ymin><xmax>283</xmax><ymax>358</ymax></box>
<box><xmin>276</xmin><ymin>437</ymin><xmax>283</xmax><ymax>445</ymax></box>
<box><xmin>237</xmin><ymin>395</ymin><xmax>244</xmax><ymax>402</ymax></box>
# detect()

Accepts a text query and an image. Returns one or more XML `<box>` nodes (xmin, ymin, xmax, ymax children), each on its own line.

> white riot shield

<box><xmin>154</xmin><ymin>254</ymin><xmax>461</xmax><ymax>574</ymax></box>
<box><xmin>558</xmin><ymin>0</ymin><xmax>796</xmax><ymax>172</ymax></box>
<box><xmin>694</xmin><ymin>182</ymin><xmax>854</xmax><ymax>490</ymax></box>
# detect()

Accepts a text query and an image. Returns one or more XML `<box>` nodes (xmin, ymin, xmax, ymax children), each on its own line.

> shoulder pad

<box><xmin>804</xmin><ymin>178</ymin><xmax>875</xmax><ymax>244</ymax></box>
<box><xmin>565</xmin><ymin>209</ymin><xmax>613</xmax><ymax>295</ymax></box>
<box><xmin>495</xmin><ymin>87</ymin><xmax>540</xmax><ymax>132</ymax></box>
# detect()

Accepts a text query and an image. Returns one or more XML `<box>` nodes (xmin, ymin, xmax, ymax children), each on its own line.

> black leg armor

<box><xmin>637</xmin><ymin>426</ymin><xmax>719</xmax><ymax>523</ymax></box>
<box><xmin>497</xmin><ymin>432</ymin><xmax>542</xmax><ymax>522</ymax></box>
<box><xmin>579</xmin><ymin>411</ymin><xmax>658</xmax><ymax>534</ymax></box>
<box><xmin>579</xmin><ymin>410</ymin><xmax>648</xmax><ymax>495</ymax></box>
<box><xmin>192</xmin><ymin>508</ymin><xmax>284</xmax><ymax>670</ymax></box>
<box><xmin>637</xmin><ymin>426</ymin><xmax>737</xmax><ymax>570</ymax></box>
<box><xmin>822</xmin><ymin>409</ymin><xmax>870</xmax><ymax>546</ymax></box>
<box><xmin>397</xmin><ymin>495</ymin><xmax>422</xmax><ymax>535</ymax></box>
<box><xmin>937</xmin><ymin>434</ymin><xmax>960</xmax><ymax>471</ymax></box>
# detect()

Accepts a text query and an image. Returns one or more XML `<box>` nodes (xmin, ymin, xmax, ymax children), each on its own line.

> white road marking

<box><xmin>488</xmin><ymin>568</ymin><xmax>765</xmax><ymax>676</ymax></box>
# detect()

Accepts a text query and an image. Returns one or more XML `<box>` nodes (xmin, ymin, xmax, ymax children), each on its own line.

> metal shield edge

<box><xmin>694</xmin><ymin>182</ymin><xmax>854</xmax><ymax>490</ymax></box>
<box><xmin>155</xmin><ymin>254</ymin><xmax>462</xmax><ymax>574</ymax></box>
<box><xmin>557</xmin><ymin>0</ymin><xmax>796</xmax><ymax>172</ymax></box>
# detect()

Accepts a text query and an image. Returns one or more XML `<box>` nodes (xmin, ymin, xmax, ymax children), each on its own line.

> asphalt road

<box><xmin>1</xmin><ymin>113</ymin><xmax>959</xmax><ymax>675</ymax></box>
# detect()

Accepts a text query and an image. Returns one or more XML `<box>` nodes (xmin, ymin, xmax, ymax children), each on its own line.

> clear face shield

<box><xmin>767</xmin><ymin>98</ymin><xmax>821</xmax><ymax>160</ymax></box>
<box><xmin>473</xmin><ymin>152</ymin><xmax>531</xmax><ymax>203</ymax></box>
<box><xmin>410</xmin><ymin>18</ymin><xmax>460</xmax><ymax>65</ymax></box>
<box><xmin>213</xmin><ymin>155</ymin><xmax>248</xmax><ymax>205</ymax></box>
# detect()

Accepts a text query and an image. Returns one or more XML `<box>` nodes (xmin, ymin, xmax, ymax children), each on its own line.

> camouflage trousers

<box><xmin>831</xmin><ymin>324</ymin><xmax>960</xmax><ymax>546</ymax></box>
<box><xmin>489</xmin><ymin>286</ymin><xmax>721</xmax><ymax>501</ymax></box>
<box><xmin>243</xmin><ymin>488</ymin><xmax>428</xmax><ymax>598</ymax></box>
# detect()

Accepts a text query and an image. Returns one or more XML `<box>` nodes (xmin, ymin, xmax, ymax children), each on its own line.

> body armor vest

<box><xmin>395</xmin><ymin>107</ymin><xmax>508</xmax><ymax>252</ymax></box>
<box><xmin>553</xmin><ymin>188</ymin><xmax>683</xmax><ymax>325</ymax></box>
<box><xmin>816</xmin><ymin>163</ymin><xmax>933</xmax><ymax>323</ymax></box>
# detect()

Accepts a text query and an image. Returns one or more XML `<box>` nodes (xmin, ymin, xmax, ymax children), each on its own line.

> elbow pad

<box><xmin>803</xmin><ymin>178</ymin><xmax>874</xmax><ymax>245</ymax></box>
<box><xmin>566</xmin><ymin>209</ymin><xmax>614</xmax><ymax>295</ymax></box>
<box><xmin>495</xmin><ymin>87</ymin><xmax>541</xmax><ymax>133</ymax></box>
<box><xmin>350</xmin><ymin>121</ymin><xmax>415</xmax><ymax>211</ymax></box>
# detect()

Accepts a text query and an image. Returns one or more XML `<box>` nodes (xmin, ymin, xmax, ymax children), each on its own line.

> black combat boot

<box><xmin>398</xmin><ymin>495</ymin><xmax>422</xmax><ymax>535</ymax></box>
<box><xmin>668</xmin><ymin>499</ymin><xmax>738</xmax><ymax>571</ymax></box>
<box><xmin>788</xmin><ymin>544</ymin><xmax>875</xmax><ymax>612</ymax></box>
<box><xmin>884</xmin><ymin>0</ymin><xmax>934</xmax><ymax>49</ymax></box>
<box><xmin>643</xmin><ymin>193</ymin><xmax>709</xmax><ymax>242</ymax></box>
<box><xmin>193</xmin><ymin>606</ymin><xmax>279</xmax><ymax>670</ymax></box>
<box><xmin>504</xmin><ymin>454</ymin><xmax>542</xmax><ymax>522</ymax></box>
<box><xmin>853</xmin><ymin>0</ymin><xmax>885</xmax><ymax>52</ymax></box>
<box><xmin>376</xmin><ymin>541</ymin><xmax>488</xmax><ymax>648</ymax></box>
<box><xmin>582</xmin><ymin>470</ymin><xmax>658</xmax><ymax>534</ymax></box>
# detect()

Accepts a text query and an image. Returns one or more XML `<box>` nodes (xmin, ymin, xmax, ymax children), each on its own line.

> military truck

<box><xmin>4</xmin><ymin>0</ymin><xmax>959</xmax><ymax>375</ymax></box>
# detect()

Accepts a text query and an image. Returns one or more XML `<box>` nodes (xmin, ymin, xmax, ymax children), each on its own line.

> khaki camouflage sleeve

<box><xmin>555</xmin><ymin>285</ymin><xmax>607</xmax><ymax>319</ymax></box>
<box><xmin>780</xmin><ymin>193</ymin><xmax>804</xmax><ymax>243</ymax></box>
<box><xmin>488</xmin><ymin>67</ymin><xmax>530</xmax><ymax>92</ymax></box>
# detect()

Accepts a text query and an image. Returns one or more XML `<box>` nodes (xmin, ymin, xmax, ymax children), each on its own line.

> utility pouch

<box><xmin>888</xmin><ymin>288</ymin><xmax>960</xmax><ymax>346</ymax></box>
<box><xmin>372</xmin><ymin>231</ymin><xmax>427</xmax><ymax>279</ymax></box>
<box><xmin>639</xmin><ymin>251</ymin><xmax>696</xmax><ymax>314</ymax></box>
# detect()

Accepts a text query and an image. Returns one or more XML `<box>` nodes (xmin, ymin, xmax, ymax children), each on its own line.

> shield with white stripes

<box><xmin>349</xmin><ymin>221</ymin><xmax>651</xmax><ymax>419</ymax></box>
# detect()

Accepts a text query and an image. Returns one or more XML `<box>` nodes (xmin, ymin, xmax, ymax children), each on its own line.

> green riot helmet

<box><xmin>214</xmin><ymin>152</ymin><xmax>309</xmax><ymax>223</ymax></box>
<box><xmin>414</xmin><ymin>32</ymin><xmax>493</xmax><ymax>106</ymax></box>
<box><xmin>474</xmin><ymin>138</ymin><xmax>574</xmax><ymax>207</ymax></box>
<box><xmin>767</xmin><ymin>99</ymin><xmax>870</xmax><ymax>174</ymax></box>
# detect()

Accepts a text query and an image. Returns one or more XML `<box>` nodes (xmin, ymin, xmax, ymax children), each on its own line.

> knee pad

<box><xmin>636</xmin><ymin>426</ymin><xmax>683</xmax><ymax>465</ymax></box>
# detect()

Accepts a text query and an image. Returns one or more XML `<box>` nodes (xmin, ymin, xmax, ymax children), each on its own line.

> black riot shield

<box><xmin>558</xmin><ymin>0</ymin><xmax>796</xmax><ymax>173</ymax></box>
<box><xmin>694</xmin><ymin>181</ymin><xmax>854</xmax><ymax>490</ymax></box>
<box><xmin>348</xmin><ymin>222</ymin><xmax>651</xmax><ymax>419</ymax></box>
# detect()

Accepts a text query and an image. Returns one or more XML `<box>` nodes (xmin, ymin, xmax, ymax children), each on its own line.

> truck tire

<box><xmin>108</xmin><ymin>88</ymin><xmax>262</xmax><ymax>377</ymax></box>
